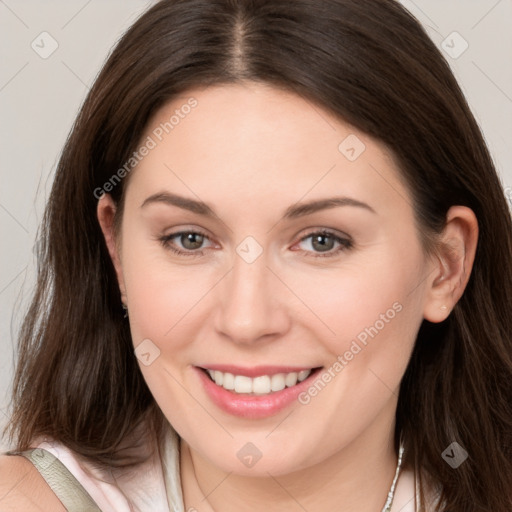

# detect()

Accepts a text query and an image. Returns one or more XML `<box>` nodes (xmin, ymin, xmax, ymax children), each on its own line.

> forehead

<box><xmin>125</xmin><ymin>82</ymin><xmax>412</xmax><ymax>221</ymax></box>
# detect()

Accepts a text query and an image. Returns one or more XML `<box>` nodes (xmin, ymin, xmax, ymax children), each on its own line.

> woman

<box><xmin>1</xmin><ymin>0</ymin><xmax>511</xmax><ymax>511</ymax></box>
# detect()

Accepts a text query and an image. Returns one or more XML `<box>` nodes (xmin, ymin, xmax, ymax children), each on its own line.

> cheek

<box><xmin>291</xmin><ymin>247</ymin><xmax>421</xmax><ymax>355</ymax></box>
<box><xmin>290</xmin><ymin>242</ymin><xmax>426</xmax><ymax>418</ymax></box>
<box><xmin>335</xmin><ymin>257</ymin><xmax>425</xmax><ymax>397</ymax></box>
<box><xmin>289</xmin><ymin>266</ymin><xmax>423</xmax><ymax>459</ymax></box>
<box><xmin>120</xmin><ymin>235</ymin><xmax>205</xmax><ymax>339</ymax></box>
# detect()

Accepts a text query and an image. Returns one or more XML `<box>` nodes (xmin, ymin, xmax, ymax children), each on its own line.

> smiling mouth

<box><xmin>200</xmin><ymin>367</ymin><xmax>323</xmax><ymax>395</ymax></box>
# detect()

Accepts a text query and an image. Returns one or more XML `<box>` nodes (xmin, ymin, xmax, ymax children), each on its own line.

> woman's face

<box><xmin>100</xmin><ymin>82</ymin><xmax>439</xmax><ymax>476</ymax></box>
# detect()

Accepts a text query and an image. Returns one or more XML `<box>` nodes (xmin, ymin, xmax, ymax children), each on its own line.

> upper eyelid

<box><xmin>298</xmin><ymin>227</ymin><xmax>351</xmax><ymax>240</ymax></box>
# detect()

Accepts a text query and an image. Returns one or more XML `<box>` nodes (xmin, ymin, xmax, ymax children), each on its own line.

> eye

<box><xmin>294</xmin><ymin>229</ymin><xmax>353</xmax><ymax>258</ymax></box>
<box><xmin>159</xmin><ymin>229</ymin><xmax>213</xmax><ymax>257</ymax></box>
<box><xmin>158</xmin><ymin>228</ymin><xmax>353</xmax><ymax>259</ymax></box>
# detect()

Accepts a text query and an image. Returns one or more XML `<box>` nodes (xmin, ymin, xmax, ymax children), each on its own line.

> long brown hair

<box><xmin>5</xmin><ymin>0</ymin><xmax>512</xmax><ymax>510</ymax></box>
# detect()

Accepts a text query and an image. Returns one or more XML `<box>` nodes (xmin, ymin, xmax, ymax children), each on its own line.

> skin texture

<box><xmin>97</xmin><ymin>81</ymin><xmax>478</xmax><ymax>512</ymax></box>
<box><xmin>0</xmin><ymin>455</ymin><xmax>67</xmax><ymax>511</ymax></box>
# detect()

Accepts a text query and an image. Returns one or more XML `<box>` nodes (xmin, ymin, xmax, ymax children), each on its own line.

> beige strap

<box><xmin>13</xmin><ymin>448</ymin><xmax>102</xmax><ymax>511</ymax></box>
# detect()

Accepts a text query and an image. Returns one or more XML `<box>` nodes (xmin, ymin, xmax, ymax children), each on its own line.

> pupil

<box><xmin>313</xmin><ymin>234</ymin><xmax>332</xmax><ymax>252</ymax></box>
<box><xmin>183</xmin><ymin>233</ymin><xmax>203</xmax><ymax>250</ymax></box>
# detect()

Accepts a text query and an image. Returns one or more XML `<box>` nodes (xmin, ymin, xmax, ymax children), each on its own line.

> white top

<box><xmin>32</xmin><ymin>425</ymin><xmax>436</xmax><ymax>512</ymax></box>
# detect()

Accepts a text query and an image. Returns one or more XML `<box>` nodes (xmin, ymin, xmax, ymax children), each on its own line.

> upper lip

<box><xmin>197</xmin><ymin>364</ymin><xmax>322</xmax><ymax>378</ymax></box>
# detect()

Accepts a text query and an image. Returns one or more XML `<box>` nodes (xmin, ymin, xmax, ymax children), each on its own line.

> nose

<box><xmin>213</xmin><ymin>246</ymin><xmax>291</xmax><ymax>346</ymax></box>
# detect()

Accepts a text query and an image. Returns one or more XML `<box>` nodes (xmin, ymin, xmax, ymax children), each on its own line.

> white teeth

<box><xmin>234</xmin><ymin>375</ymin><xmax>253</xmax><ymax>393</ymax></box>
<box><xmin>298</xmin><ymin>370</ymin><xmax>311</xmax><ymax>382</ymax></box>
<box><xmin>271</xmin><ymin>373</ymin><xmax>286</xmax><ymax>392</ymax></box>
<box><xmin>205</xmin><ymin>368</ymin><xmax>313</xmax><ymax>395</ymax></box>
<box><xmin>222</xmin><ymin>372</ymin><xmax>235</xmax><ymax>390</ymax></box>
<box><xmin>214</xmin><ymin>370</ymin><xmax>223</xmax><ymax>386</ymax></box>
<box><xmin>285</xmin><ymin>372</ymin><xmax>298</xmax><ymax>387</ymax></box>
<box><xmin>252</xmin><ymin>375</ymin><xmax>271</xmax><ymax>394</ymax></box>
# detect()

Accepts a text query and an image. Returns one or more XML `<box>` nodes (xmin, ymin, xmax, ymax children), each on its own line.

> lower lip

<box><xmin>194</xmin><ymin>366</ymin><xmax>323</xmax><ymax>419</ymax></box>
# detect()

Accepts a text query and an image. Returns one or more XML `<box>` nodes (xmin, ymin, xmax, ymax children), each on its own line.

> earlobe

<box><xmin>423</xmin><ymin>206</ymin><xmax>479</xmax><ymax>323</ymax></box>
<box><xmin>96</xmin><ymin>194</ymin><xmax>126</xmax><ymax>300</ymax></box>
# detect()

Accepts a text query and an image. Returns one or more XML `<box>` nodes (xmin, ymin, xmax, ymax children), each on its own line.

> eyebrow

<box><xmin>140</xmin><ymin>192</ymin><xmax>376</xmax><ymax>219</ymax></box>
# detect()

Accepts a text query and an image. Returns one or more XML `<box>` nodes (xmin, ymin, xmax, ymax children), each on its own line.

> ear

<box><xmin>97</xmin><ymin>193</ymin><xmax>127</xmax><ymax>303</ymax></box>
<box><xmin>423</xmin><ymin>205</ymin><xmax>479</xmax><ymax>323</ymax></box>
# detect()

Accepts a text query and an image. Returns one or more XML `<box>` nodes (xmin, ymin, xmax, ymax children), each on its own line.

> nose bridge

<box><xmin>214</xmin><ymin>241</ymin><xmax>289</xmax><ymax>343</ymax></box>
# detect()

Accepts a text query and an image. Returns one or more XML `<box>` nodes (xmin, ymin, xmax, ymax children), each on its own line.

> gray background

<box><xmin>1</xmin><ymin>0</ymin><xmax>511</xmax><ymax>451</ymax></box>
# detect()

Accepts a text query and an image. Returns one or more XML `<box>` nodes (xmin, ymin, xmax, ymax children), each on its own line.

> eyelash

<box><xmin>158</xmin><ymin>229</ymin><xmax>353</xmax><ymax>259</ymax></box>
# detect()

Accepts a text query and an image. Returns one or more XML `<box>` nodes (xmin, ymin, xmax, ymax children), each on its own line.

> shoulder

<box><xmin>0</xmin><ymin>454</ymin><xmax>66</xmax><ymax>511</ymax></box>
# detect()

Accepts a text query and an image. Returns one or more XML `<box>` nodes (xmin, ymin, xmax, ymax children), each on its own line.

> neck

<box><xmin>180</xmin><ymin>418</ymin><xmax>399</xmax><ymax>512</ymax></box>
